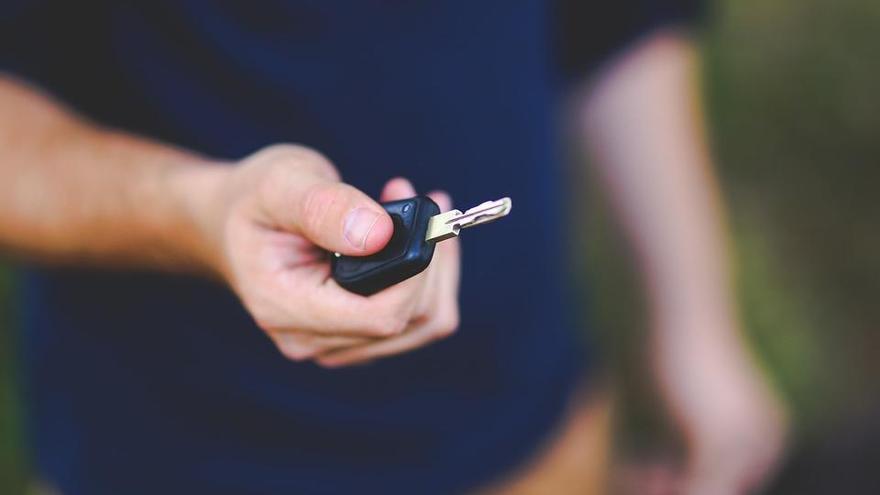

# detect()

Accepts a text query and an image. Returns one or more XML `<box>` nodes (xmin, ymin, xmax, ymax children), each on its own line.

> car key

<box><xmin>332</xmin><ymin>196</ymin><xmax>512</xmax><ymax>295</ymax></box>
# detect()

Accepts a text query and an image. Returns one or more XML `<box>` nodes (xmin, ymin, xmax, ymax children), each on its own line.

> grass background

<box><xmin>1</xmin><ymin>0</ymin><xmax>878</xmax><ymax>491</ymax></box>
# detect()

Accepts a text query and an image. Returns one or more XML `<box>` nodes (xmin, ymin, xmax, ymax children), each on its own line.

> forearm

<box><xmin>0</xmin><ymin>76</ymin><xmax>226</xmax><ymax>273</ymax></box>
<box><xmin>582</xmin><ymin>33</ymin><xmax>734</xmax><ymax>327</ymax></box>
<box><xmin>581</xmin><ymin>30</ymin><xmax>785</xmax><ymax>489</ymax></box>
<box><xmin>582</xmin><ymin>25</ymin><xmax>781</xmax><ymax>432</ymax></box>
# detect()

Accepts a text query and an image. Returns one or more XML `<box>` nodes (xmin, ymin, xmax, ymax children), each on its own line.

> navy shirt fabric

<box><xmin>1</xmin><ymin>1</ymin><xmax>702</xmax><ymax>494</ymax></box>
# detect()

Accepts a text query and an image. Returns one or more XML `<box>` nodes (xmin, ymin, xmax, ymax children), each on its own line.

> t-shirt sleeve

<box><xmin>555</xmin><ymin>0</ymin><xmax>708</xmax><ymax>83</ymax></box>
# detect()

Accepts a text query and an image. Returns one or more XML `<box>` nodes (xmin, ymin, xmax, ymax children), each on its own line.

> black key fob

<box><xmin>331</xmin><ymin>196</ymin><xmax>441</xmax><ymax>296</ymax></box>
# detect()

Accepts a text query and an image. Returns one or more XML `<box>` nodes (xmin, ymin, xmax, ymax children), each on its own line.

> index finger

<box><xmin>280</xmin><ymin>266</ymin><xmax>427</xmax><ymax>337</ymax></box>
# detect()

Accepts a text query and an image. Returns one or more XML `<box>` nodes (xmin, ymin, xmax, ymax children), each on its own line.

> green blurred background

<box><xmin>585</xmin><ymin>0</ymin><xmax>880</xmax><ymax>491</ymax></box>
<box><xmin>1</xmin><ymin>0</ymin><xmax>878</xmax><ymax>492</ymax></box>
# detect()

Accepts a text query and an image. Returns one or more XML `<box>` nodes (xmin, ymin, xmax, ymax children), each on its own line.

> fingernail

<box><xmin>344</xmin><ymin>207</ymin><xmax>381</xmax><ymax>250</ymax></box>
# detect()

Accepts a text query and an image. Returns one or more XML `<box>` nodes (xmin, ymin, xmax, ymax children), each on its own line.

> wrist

<box><xmin>160</xmin><ymin>157</ymin><xmax>233</xmax><ymax>279</ymax></box>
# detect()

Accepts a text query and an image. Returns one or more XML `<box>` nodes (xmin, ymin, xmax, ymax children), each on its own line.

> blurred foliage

<box><xmin>0</xmin><ymin>265</ymin><xmax>26</xmax><ymax>493</ymax></box>
<box><xmin>1</xmin><ymin>0</ymin><xmax>879</xmax><ymax>491</ymax></box>
<box><xmin>704</xmin><ymin>0</ymin><xmax>880</xmax><ymax>431</ymax></box>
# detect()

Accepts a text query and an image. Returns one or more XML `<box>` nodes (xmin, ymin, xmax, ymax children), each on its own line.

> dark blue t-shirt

<box><xmin>2</xmin><ymin>2</ymin><xmax>701</xmax><ymax>493</ymax></box>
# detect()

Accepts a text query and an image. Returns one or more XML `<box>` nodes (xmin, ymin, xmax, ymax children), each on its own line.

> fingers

<box><xmin>250</xmin><ymin>145</ymin><xmax>394</xmax><ymax>255</ymax></box>
<box><xmin>272</xmin><ymin>332</ymin><xmax>377</xmax><ymax>362</ymax></box>
<box><xmin>238</xmin><ymin>160</ymin><xmax>460</xmax><ymax>363</ymax></box>
<box><xmin>315</xmin><ymin>194</ymin><xmax>460</xmax><ymax>367</ymax></box>
<box><xmin>251</xmin><ymin>263</ymin><xmax>426</xmax><ymax>338</ymax></box>
<box><xmin>315</xmin><ymin>276</ymin><xmax>459</xmax><ymax>367</ymax></box>
<box><xmin>315</xmin><ymin>318</ymin><xmax>430</xmax><ymax>367</ymax></box>
<box><xmin>380</xmin><ymin>177</ymin><xmax>417</xmax><ymax>202</ymax></box>
<box><xmin>382</xmin><ymin>179</ymin><xmax>451</xmax><ymax>213</ymax></box>
<box><xmin>426</xmin><ymin>189</ymin><xmax>452</xmax><ymax>212</ymax></box>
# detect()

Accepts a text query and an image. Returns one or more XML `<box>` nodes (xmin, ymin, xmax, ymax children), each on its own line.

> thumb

<box><xmin>244</xmin><ymin>146</ymin><xmax>393</xmax><ymax>255</ymax></box>
<box><xmin>291</xmin><ymin>181</ymin><xmax>393</xmax><ymax>255</ymax></box>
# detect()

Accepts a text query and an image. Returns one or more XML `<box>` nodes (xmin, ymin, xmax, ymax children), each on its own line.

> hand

<box><xmin>681</xmin><ymin>364</ymin><xmax>788</xmax><ymax>495</ymax></box>
<box><xmin>619</xmin><ymin>343</ymin><xmax>787</xmax><ymax>495</ymax></box>
<box><xmin>651</xmin><ymin>316</ymin><xmax>789</xmax><ymax>495</ymax></box>
<box><xmin>198</xmin><ymin>144</ymin><xmax>460</xmax><ymax>366</ymax></box>
<box><xmin>315</xmin><ymin>177</ymin><xmax>460</xmax><ymax>367</ymax></box>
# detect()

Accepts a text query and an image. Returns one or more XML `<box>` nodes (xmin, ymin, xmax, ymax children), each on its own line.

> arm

<box><xmin>0</xmin><ymin>75</ymin><xmax>460</xmax><ymax>366</ymax></box>
<box><xmin>579</xmin><ymin>32</ymin><xmax>787</xmax><ymax>492</ymax></box>
<box><xmin>0</xmin><ymin>76</ymin><xmax>224</xmax><ymax>272</ymax></box>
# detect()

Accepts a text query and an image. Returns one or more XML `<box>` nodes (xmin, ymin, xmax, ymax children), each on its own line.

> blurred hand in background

<box><xmin>580</xmin><ymin>30</ymin><xmax>788</xmax><ymax>493</ymax></box>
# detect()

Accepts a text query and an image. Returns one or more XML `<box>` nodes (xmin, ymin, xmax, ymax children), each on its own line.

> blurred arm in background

<box><xmin>580</xmin><ymin>29</ymin><xmax>788</xmax><ymax>493</ymax></box>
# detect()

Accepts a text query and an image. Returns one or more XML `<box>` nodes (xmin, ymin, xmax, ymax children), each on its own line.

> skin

<box><xmin>582</xmin><ymin>31</ymin><xmax>787</xmax><ymax>493</ymax></box>
<box><xmin>0</xmin><ymin>77</ymin><xmax>460</xmax><ymax>367</ymax></box>
<box><xmin>0</xmin><ymin>29</ymin><xmax>784</xmax><ymax>493</ymax></box>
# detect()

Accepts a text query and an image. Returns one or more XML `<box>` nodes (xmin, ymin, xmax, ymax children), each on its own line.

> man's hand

<box><xmin>201</xmin><ymin>145</ymin><xmax>460</xmax><ymax>367</ymax></box>
<box><xmin>0</xmin><ymin>79</ymin><xmax>460</xmax><ymax>368</ymax></box>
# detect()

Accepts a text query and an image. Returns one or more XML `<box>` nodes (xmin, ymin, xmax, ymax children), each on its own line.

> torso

<box><xmin>4</xmin><ymin>1</ymin><xmax>629</xmax><ymax>492</ymax></box>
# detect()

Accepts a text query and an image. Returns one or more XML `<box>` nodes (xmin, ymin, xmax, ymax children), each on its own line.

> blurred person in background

<box><xmin>0</xmin><ymin>1</ymin><xmax>784</xmax><ymax>494</ymax></box>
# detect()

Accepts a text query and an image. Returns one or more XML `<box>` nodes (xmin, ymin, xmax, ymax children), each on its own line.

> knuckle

<box><xmin>316</xmin><ymin>359</ymin><xmax>338</xmax><ymax>369</ymax></box>
<box><xmin>252</xmin><ymin>144</ymin><xmax>339</xmax><ymax>184</ymax></box>
<box><xmin>389</xmin><ymin>287</ymin><xmax>422</xmax><ymax>315</ymax></box>
<box><xmin>261</xmin><ymin>143</ymin><xmax>308</xmax><ymax>159</ymax></box>
<box><xmin>411</xmin><ymin>303</ymin><xmax>432</xmax><ymax>322</ymax></box>
<box><xmin>300</xmin><ymin>183</ymin><xmax>345</xmax><ymax>233</ymax></box>
<box><xmin>253</xmin><ymin>315</ymin><xmax>277</xmax><ymax>333</ymax></box>
<box><xmin>279</xmin><ymin>342</ymin><xmax>315</xmax><ymax>362</ymax></box>
<box><xmin>372</xmin><ymin>316</ymin><xmax>407</xmax><ymax>337</ymax></box>
<box><xmin>267</xmin><ymin>144</ymin><xmax>337</xmax><ymax>179</ymax></box>
<box><xmin>294</xmin><ymin>148</ymin><xmax>336</xmax><ymax>176</ymax></box>
<box><xmin>246</xmin><ymin>292</ymin><xmax>290</xmax><ymax>333</ymax></box>
<box><xmin>250</xmin><ymin>306</ymin><xmax>284</xmax><ymax>334</ymax></box>
<box><xmin>248</xmin><ymin>144</ymin><xmax>309</xmax><ymax>170</ymax></box>
<box><xmin>433</xmin><ymin>312</ymin><xmax>460</xmax><ymax>339</ymax></box>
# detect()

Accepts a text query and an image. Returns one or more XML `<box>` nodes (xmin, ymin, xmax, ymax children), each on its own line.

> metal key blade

<box><xmin>455</xmin><ymin>198</ymin><xmax>512</xmax><ymax>228</ymax></box>
<box><xmin>425</xmin><ymin>197</ymin><xmax>512</xmax><ymax>242</ymax></box>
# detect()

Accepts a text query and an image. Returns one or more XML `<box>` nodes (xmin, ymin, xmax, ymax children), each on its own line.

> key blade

<box><xmin>425</xmin><ymin>197</ymin><xmax>512</xmax><ymax>243</ymax></box>
<box><xmin>454</xmin><ymin>197</ymin><xmax>512</xmax><ymax>229</ymax></box>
